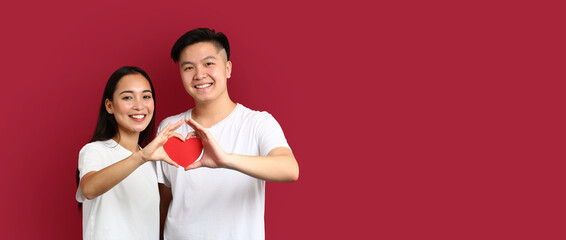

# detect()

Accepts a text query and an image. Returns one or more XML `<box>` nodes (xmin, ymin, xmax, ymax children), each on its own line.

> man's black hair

<box><xmin>171</xmin><ymin>28</ymin><xmax>230</xmax><ymax>63</ymax></box>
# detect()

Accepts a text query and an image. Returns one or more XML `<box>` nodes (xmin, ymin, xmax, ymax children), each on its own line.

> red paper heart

<box><xmin>163</xmin><ymin>137</ymin><xmax>204</xmax><ymax>168</ymax></box>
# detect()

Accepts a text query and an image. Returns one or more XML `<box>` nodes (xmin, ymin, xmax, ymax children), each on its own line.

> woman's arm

<box><xmin>79</xmin><ymin>120</ymin><xmax>184</xmax><ymax>200</ymax></box>
<box><xmin>80</xmin><ymin>152</ymin><xmax>145</xmax><ymax>200</ymax></box>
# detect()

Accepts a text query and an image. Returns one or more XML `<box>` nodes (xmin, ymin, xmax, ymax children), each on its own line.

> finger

<box><xmin>158</xmin><ymin>122</ymin><xmax>173</xmax><ymax>137</ymax></box>
<box><xmin>185</xmin><ymin>161</ymin><xmax>202</xmax><ymax>171</ymax></box>
<box><xmin>172</xmin><ymin>132</ymin><xmax>185</xmax><ymax>142</ymax></box>
<box><xmin>163</xmin><ymin>122</ymin><xmax>172</xmax><ymax>131</ymax></box>
<box><xmin>163</xmin><ymin>156</ymin><xmax>179</xmax><ymax>168</ymax></box>
<box><xmin>187</xmin><ymin>119</ymin><xmax>210</xmax><ymax>140</ymax></box>
<box><xmin>170</xmin><ymin>119</ymin><xmax>184</xmax><ymax>131</ymax></box>
<box><xmin>186</xmin><ymin>118</ymin><xmax>203</xmax><ymax>131</ymax></box>
<box><xmin>185</xmin><ymin>131</ymin><xmax>198</xmax><ymax>140</ymax></box>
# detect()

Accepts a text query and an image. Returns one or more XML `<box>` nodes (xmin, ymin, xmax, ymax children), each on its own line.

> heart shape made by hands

<box><xmin>163</xmin><ymin>137</ymin><xmax>204</xmax><ymax>168</ymax></box>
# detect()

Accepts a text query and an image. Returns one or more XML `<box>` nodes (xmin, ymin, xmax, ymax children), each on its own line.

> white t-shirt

<box><xmin>76</xmin><ymin>139</ymin><xmax>159</xmax><ymax>240</ymax></box>
<box><xmin>157</xmin><ymin>104</ymin><xmax>290</xmax><ymax>240</ymax></box>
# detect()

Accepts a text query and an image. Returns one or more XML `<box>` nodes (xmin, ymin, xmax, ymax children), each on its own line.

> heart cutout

<box><xmin>163</xmin><ymin>137</ymin><xmax>204</xmax><ymax>168</ymax></box>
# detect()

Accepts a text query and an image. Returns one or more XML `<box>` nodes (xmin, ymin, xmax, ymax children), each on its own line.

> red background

<box><xmin>0</xmin><ymin>0</ymin><xmax>564</xmax><ymax>239</ymax></box>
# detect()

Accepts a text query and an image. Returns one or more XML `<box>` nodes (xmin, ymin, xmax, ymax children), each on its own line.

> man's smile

<box><xmin>195</xmin><ymin>83</ymin><xmax>213</xmax><ymax>89</ymax></box>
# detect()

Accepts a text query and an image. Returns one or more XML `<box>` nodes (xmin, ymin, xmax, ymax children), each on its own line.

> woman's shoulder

<box><xmin>79</xmin><ymin>139</ymin><xmax>118</xmax><ymax>154</ymax></box>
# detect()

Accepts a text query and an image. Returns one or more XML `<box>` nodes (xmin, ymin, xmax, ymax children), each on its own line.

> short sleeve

<box><xmin>256</xmin><ymin>113</ymin><xmax>291</xmax><ymax>156</ymax></box>
<box><xmin>76</xmin><ymin>143</ymin><xmax>105</xmax><ymax>202</ymax></box>
<box><xmin>77</xmin><ymin>144</ymin><xmax>105</xmax><ymax>179</ymax></box>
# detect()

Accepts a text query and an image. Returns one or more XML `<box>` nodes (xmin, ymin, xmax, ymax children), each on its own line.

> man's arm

<box><xmin>224</xmin><ymin>147</ymin><xmax>298</xmax><ymax>182</ymax></box>
<box><xmin>184</xmin><ymin>118</ymin><xmax>299</xmax><ymax>182</ymax></box>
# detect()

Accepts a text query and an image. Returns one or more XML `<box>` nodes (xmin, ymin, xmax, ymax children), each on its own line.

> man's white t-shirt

<box><xmin>157</xmin><ymin>104</ymin><xmax>290</xmax><ymax>240</ymax></box>
<box><xmin>76</xmin><ymin>139</ymin><xmax>159</xmax><ymax>240</ymax></box>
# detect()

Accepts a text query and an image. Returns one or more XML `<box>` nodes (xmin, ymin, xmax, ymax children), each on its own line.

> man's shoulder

<box><xmin>235</xmin><ymin>104</ymin><xmax>278</xmax><ymax>126</ymax></box>
<box><xmin>236</xmin><ymin>104</ymin><xmax>272</xmax><ymax>119</ymax></box>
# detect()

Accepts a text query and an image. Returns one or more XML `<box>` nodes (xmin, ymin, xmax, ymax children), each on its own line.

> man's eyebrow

<box><xmin>180</xmin><ymin>61</ymin><xmax>194</xmax><ymax>67</ymax></box>
<box><xmin>180</xmin><ymin>55</ymin><xmax>218</xmax><ymax>66</ymax></box>
<box><xmin>202</xmin><ymin>55</ymin><xmax>217</xmax><ymax>61</ymax></box>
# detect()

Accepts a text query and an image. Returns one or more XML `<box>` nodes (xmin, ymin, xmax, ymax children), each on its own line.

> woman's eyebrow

<box><xmin>119</xmin><ymin>89</ymin><xmax>152</xmax><ymax>95</ymax></box>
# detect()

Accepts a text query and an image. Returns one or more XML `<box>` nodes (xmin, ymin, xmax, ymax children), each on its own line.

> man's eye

<box><xmin>206</xmin><ymin>62</ymin><xmax>214</xmax><ymax>66</ymax></box>
<box><xmin>184</xmin><ymin>66</ymin><xmax>194</xmax><ymax>71</ymax></box>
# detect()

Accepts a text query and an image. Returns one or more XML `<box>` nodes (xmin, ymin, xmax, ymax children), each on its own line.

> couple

<box><xmin>75</xmin><ymin>28</ymin><xmax>299</xmax><ymax>240</ymax></box>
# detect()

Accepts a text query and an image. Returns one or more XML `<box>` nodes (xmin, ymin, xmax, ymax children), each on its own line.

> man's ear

<box><xmin>105</xmin><ymin>99</ymin><xmax>114</xmax><ymax>114</ymax></box>
<box><xmin>226</xmin><ymin>60</ymin><xmax>232</xmax><ymax>79</ymax></box>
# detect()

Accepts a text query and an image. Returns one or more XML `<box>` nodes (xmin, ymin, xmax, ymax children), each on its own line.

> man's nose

<box><xmin>194</xmin><ymin>66</ymin><xmax>207</xmax><ymax>79</ymax></box>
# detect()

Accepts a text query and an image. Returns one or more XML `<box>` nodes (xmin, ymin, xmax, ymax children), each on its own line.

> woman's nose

<box><xmin>133</xmin><ymin>98</ymin><xmax>143</xmax><ymax>110</ymax></box>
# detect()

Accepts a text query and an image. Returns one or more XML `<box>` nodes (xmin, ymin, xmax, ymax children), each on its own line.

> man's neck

<box><xmin>192</xmin><ymin>98</ymin><xmax>237</xmax><ymax>128</ymax></box>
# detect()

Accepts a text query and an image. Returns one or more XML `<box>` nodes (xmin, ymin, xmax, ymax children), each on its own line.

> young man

<box><xmin>157</xmin><ymin>28</ymin><xmax>299</xmax><ymax>240</ymax></box>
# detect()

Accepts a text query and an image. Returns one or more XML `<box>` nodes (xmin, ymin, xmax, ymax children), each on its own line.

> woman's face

<box><xmin>105</xmin><ymin>73</ymin><xmax>154</xmax><ymax>137</ymax></box>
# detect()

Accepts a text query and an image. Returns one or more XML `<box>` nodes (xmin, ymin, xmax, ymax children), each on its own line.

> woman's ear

<box><xmin>105</xmin><ymin>99</ymin><xmax>114</xmax><ymax>114</ymax></box>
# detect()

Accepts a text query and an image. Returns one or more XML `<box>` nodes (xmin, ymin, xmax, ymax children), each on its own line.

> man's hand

<box><xmin>184</xmin><ymin>118</ymin><xmax>230</xmax><ymax>170</ymax></box>
<box><xmin>183</xmin><ymin>118</ymin><xmax>299</xmax><ymax>182</ymax></box>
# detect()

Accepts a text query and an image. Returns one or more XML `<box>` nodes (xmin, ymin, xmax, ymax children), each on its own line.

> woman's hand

<box><xmin>79</xmin><ymin>119</ymin><xmax>185</xmax><ymax>200</ymax></box>
<box><xmin>184</xmin><ymin>118</ymin><xmax>230</xmax><ymax>170</ymax></box>
<box><xmin>139</xmin><ymin>119</ymin><xmax>184</xmax><ymax>168</ymax></box>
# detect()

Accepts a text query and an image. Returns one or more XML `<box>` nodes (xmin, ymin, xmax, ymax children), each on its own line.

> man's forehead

<box><xmin>181</xmin><ymin>42</ymin><xmax>228</xmax><ymax>61</ymax></box>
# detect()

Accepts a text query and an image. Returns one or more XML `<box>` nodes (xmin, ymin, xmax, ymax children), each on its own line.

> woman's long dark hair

<box><xmin>76</xmin><ymin>66</ymin><xmax>156</xmax><ymax>208</ymax></box>
<box><xmin>90</xmin><ymin>66</ymin><xmax>156</xmax><ymax>146</ymax></box>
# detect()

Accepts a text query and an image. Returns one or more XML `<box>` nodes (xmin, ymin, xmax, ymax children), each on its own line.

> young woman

<box><xmin>75</xmin><ymin>66</ymin><xmax>182</xmax><ymax>240</ymax></box>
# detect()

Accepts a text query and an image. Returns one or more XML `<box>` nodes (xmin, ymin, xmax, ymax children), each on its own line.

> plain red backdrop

<box><xmin>0</xmin><ymin>0</ymin><xmax>564</xmax><ymax>239</ymax></box>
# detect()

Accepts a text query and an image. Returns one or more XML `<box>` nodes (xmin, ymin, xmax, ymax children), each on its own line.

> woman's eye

<box><xmin>122</xmin><ymin>96</ymin><xmax>132</xmax><ymax>100</ymax></box>
<box><xmin>143</xmin><ymin>95</ymin><xmax>152</xmax><ymax>99</ymax></box>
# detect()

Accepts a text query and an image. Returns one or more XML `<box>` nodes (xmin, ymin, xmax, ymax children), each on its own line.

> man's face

<box><xmin>178</xmin><ymin>42</ymin><xmax>232</xmax><ymax>104</ymax></box>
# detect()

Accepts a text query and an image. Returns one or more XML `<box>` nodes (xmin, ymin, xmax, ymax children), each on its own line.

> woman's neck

<box><xmin>113</xmin><ymin>131</ymin><xmax>140</xmax><ymax>153</ymax></box>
